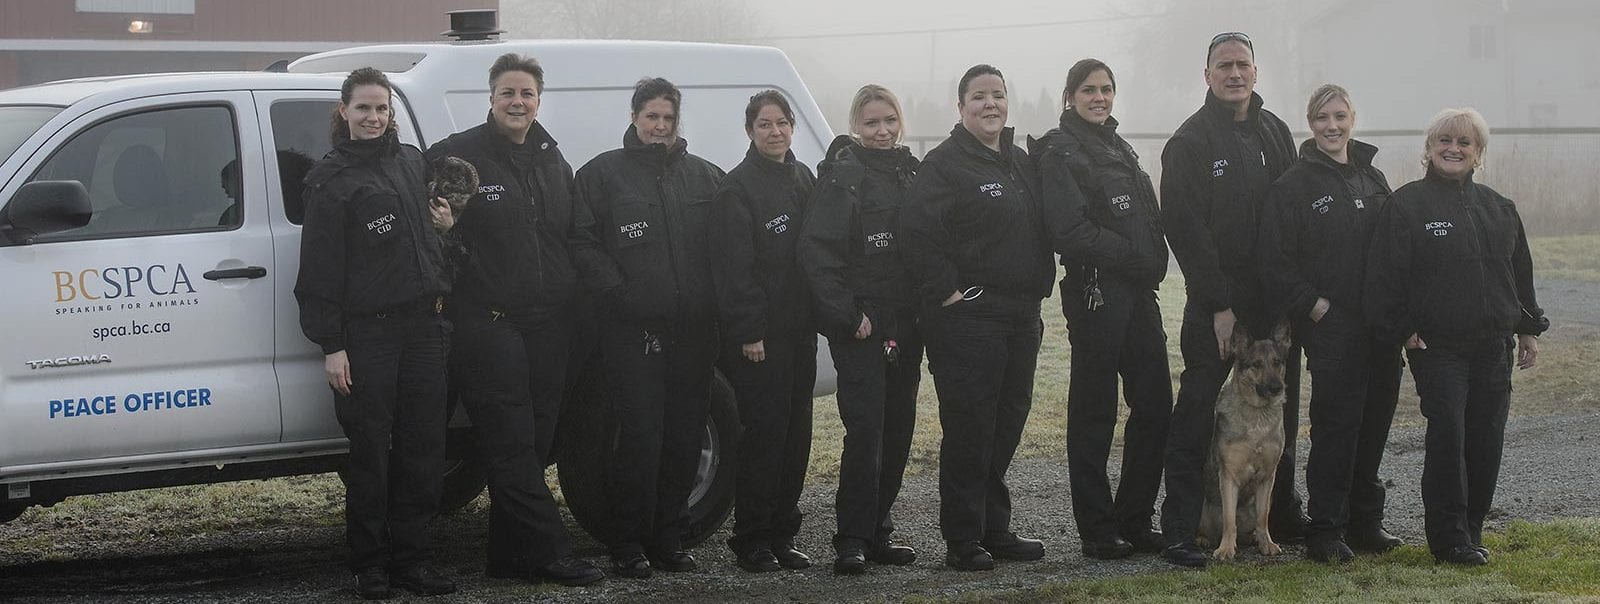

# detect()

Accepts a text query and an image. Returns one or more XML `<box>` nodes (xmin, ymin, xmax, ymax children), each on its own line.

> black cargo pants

<box><xmin>1061</xmin><ymin>276</ymin><xmax>1172</xmax><ymax>542</ymax></box>
<box><xmin>1301</xmin><ymin>306</ymin><xmax>1402</xmax><ymax>541</ymax></box>
<box><xmin>829</xmin><ymin>307</ymin><xmax>923</xmax><ymax>547</ymax></box>
<box><xmin>724</xmin><ymin>330</ymin><xmax>816</xmax><ymax>554</ymax></box>
<box><xmin>601</xmin><ymin>319</ymin><xmax>716</xmax><ymax>556</ymax></box>
<box><xmin>1160</xmin><ymin>302</ymin><xmax>1304</xmax><ymax>545</ymax></box>
<box><xmin>926</xmin><ymin>292</ymin><xmax>1042</xmax><ymax>543</ymax></box>
<box><xmin>1407</xmin><ymin>335</ymin><xmax>1513</xmax><ymax>556</ymax></box>
<box><xmin>335</xmin><ymin>302</ymin><xmax>448</xmax><ymax>572</ymax></box>
<box><xmin>448</xmin><ymin>303</ymin><xmax>574</xmax><ymax>568</ymax></box>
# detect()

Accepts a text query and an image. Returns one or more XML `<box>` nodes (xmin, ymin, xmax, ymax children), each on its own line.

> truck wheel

<box><xmin>557</xmin><ymin>363</ymin><xmax>739</xmax><ymax>549</ymax></box>
<box><xmin>0</xmin><ymin>503</ymin><xmax>26</xmax><ymax>524</ymax></box>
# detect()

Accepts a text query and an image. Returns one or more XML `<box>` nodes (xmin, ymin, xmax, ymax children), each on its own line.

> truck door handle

<box><xmin>203</xmin><ymin>266</ymin><xmax>268</xmax><ymax>280</ymax></box>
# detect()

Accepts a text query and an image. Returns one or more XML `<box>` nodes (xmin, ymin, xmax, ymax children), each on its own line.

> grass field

<box><xmin>933</xmin><ymin>518</ymin><xmax>1600</xmax><ymax>603</ymax></box>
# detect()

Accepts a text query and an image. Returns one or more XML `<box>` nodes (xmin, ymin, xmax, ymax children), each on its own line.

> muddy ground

<box><xmin>2</xmin><ymin>280</ymin><xmax>1596</xmax><ymax>603</ymax></box>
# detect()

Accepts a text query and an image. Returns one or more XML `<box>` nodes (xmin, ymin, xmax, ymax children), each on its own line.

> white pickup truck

<box><xmin>0</xmin><ymin>38</ymin><xmax>836</xmax><ymax>547</ymax></box>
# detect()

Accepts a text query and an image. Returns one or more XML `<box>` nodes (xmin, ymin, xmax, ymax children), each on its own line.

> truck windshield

<box><xmin>0</xmin><ymin>106</ymin><xmax>64</xmax><ymax>166</ymax></box>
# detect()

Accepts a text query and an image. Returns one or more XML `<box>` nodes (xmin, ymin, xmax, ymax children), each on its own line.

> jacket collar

<box><xmin>484</xmin><ymin>114</ymin><xmax>559</xmax><ymax>158</ymax></box>
<box><xmin>1424</xmin><ymin>165</ymin><xmax>1476</xmax><ymax>191</ymax></box>
<box><xmin>950</xmin><ymin>122</ymin><xmax>1016</xmax><ymax>164</ymax></box>
<box><xmin>1298</xmin><ymin>137</ymin><xmax>1379</xmax><ymax>171</ymax></box>
<box><xmin>744</xmin><ymin>142</ymin><xmax>798</xmax><ymax>176</ymax></box>
<box><xmin>1202</xmin><ymin>89</ymin><xmax>1265</xmax><ymax>125</ymax></box>
<box><xmin>1060</xmin><ymin>108</ymin><xmax>1120</xmax><ymax>142</ymax></box>
<box><xmin>334</xmin><ymin>128</ymin><xmax>399</xmax><ymax>165</ymax></box>
<box><xmin>623</xmin><ymin>124</ymin><xmax>688</xmax><ymax>168</ymax></box>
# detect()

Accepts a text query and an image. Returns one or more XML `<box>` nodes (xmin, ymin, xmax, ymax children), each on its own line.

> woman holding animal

<box><xmin>900</xmin><ymin>64</ymin><xmax>1056</xmax><ymax>571</ymax></box>
<box><xmin>423</xmin><ymin>53</ymin><xmax>604</xmax><ymax>587</ymax></box>
<box><xmin>1364</xmin><ymin>108</ymin><xmax>1548</xmax><ymax>566</ymax></box>
<box><xmin>1261</xmin><ymin>84</ymin><xmax>1406</xmax><ymax>563</ymax></box>
<box><xmin>1032</xmin><ymin>58</ymin><xmax>1172</xmax><ymax>560</ymax></box>
<box><xmin>294</xmin><ymin>67</ymin><xmax>456</xmax><ymax>598</ymax></box>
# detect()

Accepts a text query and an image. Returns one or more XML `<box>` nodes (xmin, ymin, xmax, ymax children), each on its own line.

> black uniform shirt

<box><xmin>571</xmin><ymin>126</ymin><xmax>725</xmax><ymax>326</ymax></box>
<box><xmin>1364</xmin><ymin>169</ymin><xmax>1549</xmax><ymax>344</ymax></box>
<box><xmin>295</xmin><ymin>130</ymin><xmax>449</xmax><ymax>354</ymax></box>
<box><xmin>425</xmin><ymin>119</ymin><xmax>585</xmax><ymax>321</ymax></box>
<box><xmin>799</xmin><ymin>135</ymin><xmax>920</xmax><ymax>338</ymax></box>
<box><xmin>901</xmin><ymin>124</ymin><xmax>1055</xmax><ymax>307</ymax></box>
<box><xmin>711</xmin><ymin>144</ymin><xmax>817</xmax><ymax>344</ymax></box>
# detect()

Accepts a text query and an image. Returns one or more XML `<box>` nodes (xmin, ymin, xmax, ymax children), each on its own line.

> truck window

<box><xmin>26</xmin><ymin>105</ymin><xmax>241</xmax><ymax>242</ymax></box>
<box><xmin>267</xmin><ymin>100</ymin><xmax>335</xmax><ymax>225</ymax></box>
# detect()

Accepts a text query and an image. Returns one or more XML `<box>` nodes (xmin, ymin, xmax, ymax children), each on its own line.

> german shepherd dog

<box><xmin>1198</xmin><ymin>321</ymin><xmax>1292</xmax><ymax>561</ymax></box>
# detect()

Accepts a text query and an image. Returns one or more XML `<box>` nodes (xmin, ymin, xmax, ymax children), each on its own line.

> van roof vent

<box><xmin>441</xmin><ymin>9</ymin><xmax>504</xmax><ymax>42</ymax></box>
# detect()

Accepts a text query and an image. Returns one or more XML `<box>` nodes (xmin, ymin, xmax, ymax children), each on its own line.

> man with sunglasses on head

<box><xmin>1157</xmin><ymin>31</ymin><xmax>1307</xmax><ymax>568</ymax></box>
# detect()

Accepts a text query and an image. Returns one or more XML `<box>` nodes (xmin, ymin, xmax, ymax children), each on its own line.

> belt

<box><xmin>371</xmin><ymin>295</ymin><xmax>443</xmax><ymax>319</ymax></box>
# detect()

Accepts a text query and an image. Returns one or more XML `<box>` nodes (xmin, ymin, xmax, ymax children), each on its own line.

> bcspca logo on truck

<box><xmin>51</xmin><ymin>263</ymin><xmax>200</xmax><ymax>316</ymax></box>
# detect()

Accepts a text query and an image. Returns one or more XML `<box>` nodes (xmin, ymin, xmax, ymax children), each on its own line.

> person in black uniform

<box><xmin>571</xmin><ymin>77</ymin><xmax>725</xmax><ymax>579</ymax></box>
<box><xmin>1365</xmin><ymin>108</ymin><xmax>1547</xmax><ymax>566</ymax></box>
<box><xmin>423</xmin><ymin>53</ymin><xmax>604</xmax><ymax>587</ymax></box>
<box><xmin>1030</xmin><ymin>58</ymin><xmax>1171</xmax><ymax>560</ymax></box>
<box><xmin>799</xmin><ymin>84</ymin><xmax>923</xmax><ymax>575</ymax></box>
<box><xmin>901</xmin><ymin>64</ymin><xmax>1055</xmax><ymax>572</ymax></box>
<box><xmin>1158</xmin><ymin>32</ymin><xmax>1306</xmax><ymax>568</ymax></box>
<box><xmin>294</xmin><ymin>67</ymin><xmax>455</xmax><ymax>599</ymax></box>
<box><xmin>1260</xmin><ymin>84</ymin><xmax>1404</xmax><ymax>564</ymax></box>
<box><xmin>712</xmin><ymin>90</ymin><xmax>819</xmax><ymax>573</ymax></box>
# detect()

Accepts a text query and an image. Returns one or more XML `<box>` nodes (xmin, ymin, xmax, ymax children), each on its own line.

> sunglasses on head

<box><xmin>1208</xmin><ymin>31</ymin><xmax>1254</xmax><ymax>53</ymax></box>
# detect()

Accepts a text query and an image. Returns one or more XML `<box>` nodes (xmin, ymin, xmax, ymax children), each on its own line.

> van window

<box><xmin>0</xmin><ymin>105</ymin><xmax>63</xmax><ymax>165</ymax></box>
<box><xmin>26</xmin><ymin>105</ymin><xmax>240</xmax><ymax>242</ymax></box>
<box><xmin>267</xmin><ymin>100</ymin><xmax>334</xmax><ymax>225</ymax></box>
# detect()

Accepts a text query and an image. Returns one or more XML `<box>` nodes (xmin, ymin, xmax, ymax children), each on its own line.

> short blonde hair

<box><xmin>848</xmin><ymin>84</ymin><xmax>906</xmax><ymax>144</ymax></box>
<box><xmin>1422</xmin><ymin>107</ymin><xmax>1491</xmax><ymax>170</ymax></box>
<box><xmin>1306</xmin><ymin>83</ymin><xmax>1354</xmax><ymax>124</ymax></box>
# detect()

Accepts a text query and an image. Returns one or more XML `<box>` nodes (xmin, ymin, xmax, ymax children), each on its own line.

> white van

<box><xmin>0</xmin><ymin>38</ymin><xmax>836</xmax><ymax>547</ymax></box>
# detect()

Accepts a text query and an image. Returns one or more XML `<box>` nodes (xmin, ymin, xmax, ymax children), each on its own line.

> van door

<box><xmin>0</xmin><ymin>93</ymin><xmax>280</xmax><ymax>472</ymax></box>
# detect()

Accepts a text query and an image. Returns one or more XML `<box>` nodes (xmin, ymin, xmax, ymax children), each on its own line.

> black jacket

<box><xmin>799</xmin><ymin>135</ymin><xmax>920</xmax><ymax>338</ymax></box>
<box><xmin>901</xmin><ymin>124</ymin><xmax>1055</xmax><ymax>306</ymax></box>
<box><xmin>1260</xmin><ymin>138</ymin><xmax>1391</xmax><ymax>325</ymax></box>
<box><xmin>295</xmin><ymin>130</ymin><xmax>449</xmax><ymax>354</ymax></box>
<box><xmin>1160</xmin><ymin>91</ymin><xmax>1296</xmax><ymax>313</ymax></box>
<box><xmin>425</xmin><ymin>119</ymin><xmax>586</xmax><ymax>320</ymax></box>
<box><xmin>1031</xmin><ymin>110</ymin><xmax>1168</xmax><ymax>290</ymax></box>
<box><xmin>710</xmin><ymin>145</ymin><xmax>817</xmax><ymax>344</ymax></box>
<box><xmin>572</xmin><ymin>126</ymin><xmax>725</xmax><ymax>326</ymax></box>
<box><xmin>1364</xmin><ymin>170</ymin><xmax>1549</xmax><ymax>344</ymax></box>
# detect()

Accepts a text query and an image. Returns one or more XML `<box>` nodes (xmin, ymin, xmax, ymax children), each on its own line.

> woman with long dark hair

<box><xmin>295</xmin><ymin>67</ymin><xmax>455</xmax><ymax>599</ymax></box>
<box><xmin>799</xmin><ymin>84</ymin><xmax>924</xmax><ymax>575</ymax></box>
<box><xmin>1032</xmin><ymin>58</ymin><xmax>1171</xmax><ymax>560</ymax></box>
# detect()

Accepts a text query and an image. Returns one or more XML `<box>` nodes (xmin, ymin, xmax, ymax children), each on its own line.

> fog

<box><xmin>503</xmin><ymin>0</ymin><xmax>1600</xmax><ymax>235</ymax></box>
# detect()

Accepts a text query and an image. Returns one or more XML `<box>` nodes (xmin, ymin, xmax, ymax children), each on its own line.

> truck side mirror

<box><xmin>0</xmin><ymin>180</ymin><xmax>93</xmax><ymax>245</ymax></box>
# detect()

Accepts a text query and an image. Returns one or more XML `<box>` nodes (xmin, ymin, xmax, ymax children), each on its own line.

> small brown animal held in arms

<box><xmin>1198</xmin><ymin>320</ymin><xmax>1292</xmax><ymax>561</ymax></box>
<box><xmin>430</xmin><ymin>156</ymin><xmax>480</xmax><ymax>213</ymax></box>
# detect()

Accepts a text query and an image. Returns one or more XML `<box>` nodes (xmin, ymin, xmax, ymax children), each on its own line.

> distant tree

<box><xmin>502</xmin><ymin>0</ymin><xmax>767</xmax><ymax>42</ymax></box>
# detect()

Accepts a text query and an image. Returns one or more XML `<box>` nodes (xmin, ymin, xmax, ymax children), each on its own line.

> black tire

<box><xmin>557</xmin><ymin>361</ymin><xmax>739</xmax><ymax>549</ymax></box>
<box><xmin>0</xmin><ymin>503</ymin><xmax>26</xmax><ymax>524</ymax></box>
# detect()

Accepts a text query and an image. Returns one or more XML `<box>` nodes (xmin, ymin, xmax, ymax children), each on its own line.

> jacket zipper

<box><xmin>656</xmin><ymin>173</ymin><xmax>684</xmax><ymax>309</ymax></box>
<box><xmin>1459</xmin><ymin>185</ymin><xmax>1491</xmax><ymax>332</ymax></box>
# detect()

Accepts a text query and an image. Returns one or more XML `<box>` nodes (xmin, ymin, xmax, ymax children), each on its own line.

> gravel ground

<box><xmin>3</xmin><ymin>279</ymin><xmax>1596</xmax><ymax>602</ymax></box>
<box><xmin>4</xmin><ymin>410</ymin><xmax>1597</xmax><ymax>603</ymax></box>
